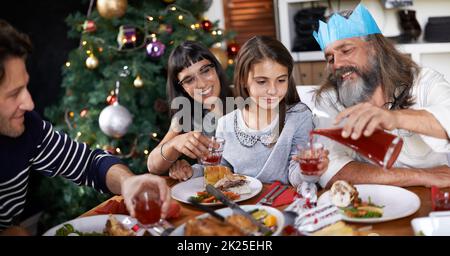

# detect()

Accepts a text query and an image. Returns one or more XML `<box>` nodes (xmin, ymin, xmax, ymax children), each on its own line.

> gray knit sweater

<box><xmin>191</xmin><ymin>102</ymin><xmax>312</xmax><ymax>186</ymax></box>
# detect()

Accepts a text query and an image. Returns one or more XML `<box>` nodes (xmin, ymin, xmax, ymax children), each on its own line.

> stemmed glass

<box><xmin>132</xmin><ymin>191</ymin><xmax>173</xmax><ymax>235</ymax></box>
<box><xmin>296</xmin><ymin>142</ymin><xmax>325</xmax><ymax>207</ymax></box>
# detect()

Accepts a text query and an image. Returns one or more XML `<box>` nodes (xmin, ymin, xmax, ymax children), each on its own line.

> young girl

<box><xmin>214</xmin><ymin>36</ymin><xmax>328</xmax><ymax>186</ymax></box>
<box><xmin>147</xmin><ymin>41</ymin><xmax>233</xmax><ymax>181</ymax></box>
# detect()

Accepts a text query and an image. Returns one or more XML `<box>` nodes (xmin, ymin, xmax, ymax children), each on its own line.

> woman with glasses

<box><xmin>147</xmin><ymin>41</ymin><xmax>233</xmax><ymax>181</ymax></box>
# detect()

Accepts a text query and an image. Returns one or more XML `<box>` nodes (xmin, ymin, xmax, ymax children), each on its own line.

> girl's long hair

<box><xmin>233</xmin><ymin>35</ymin><xmax>300</xmax><ymax>133</ymax></box>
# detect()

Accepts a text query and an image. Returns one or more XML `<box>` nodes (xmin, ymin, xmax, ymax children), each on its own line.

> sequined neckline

<box><xmin>234</xmin><ymin>112</ymin><xmax>278</xmax><ymax>147</ymax></box>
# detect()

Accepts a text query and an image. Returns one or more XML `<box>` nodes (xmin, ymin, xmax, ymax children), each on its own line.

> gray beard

<box><xmin>337</xmin><ymin>75</ymin><xmax>376</xmax><ymax>108</ymax></box>
<box><xmin>335</xmin><ymin>58</ymin><xmax>381</xmax><ymax>108</ymax></box>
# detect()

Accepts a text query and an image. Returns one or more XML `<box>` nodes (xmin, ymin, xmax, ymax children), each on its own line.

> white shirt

<box><xmin>313</xmin><ymin>68</ymin><xmax>450</xmax><ymax>188</ymax></box>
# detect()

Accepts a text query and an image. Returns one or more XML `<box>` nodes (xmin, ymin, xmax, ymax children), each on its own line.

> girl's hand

<box><xmin>168</xmin><ymin>159</ymin><xmax>193</xmax><ymax>181</ymax></box>
<box><xmin>170</xmin><ymin>131</ymin><xmax>211</xmax><ymax>159</ymax></box>
<box><xmin>317</xmin><ymin>149</ymin><xmax>330</xmax><ymax>176</ymax></box>
<box><xmin>292</xmin><ymin>149</ymin><xmax>329</xmax><ymax>176</ymax></box>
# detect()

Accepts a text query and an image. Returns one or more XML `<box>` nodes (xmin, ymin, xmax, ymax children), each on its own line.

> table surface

<box><xmin>80</xmin><ymin>178</ymin><xmax>449</xmax><ymax>236</ymax></box>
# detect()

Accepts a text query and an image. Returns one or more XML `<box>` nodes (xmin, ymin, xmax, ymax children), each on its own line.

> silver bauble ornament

<box><xmin>98</xmin><ymin>103</ymin><xmax>132</xmax><ymax>138</ymax></box>
<box><xmin>86</xmin><ymin>54</ymin><xmax>99</xmax><ymax>69</ymax></box>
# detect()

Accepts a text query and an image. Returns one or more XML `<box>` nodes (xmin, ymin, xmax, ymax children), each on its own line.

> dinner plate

<box><xmin>171</xmin><ymin>176</ymin><xmax>263</xmax><ymax>206</ymax></box>
<box><xmin>169</xmin><ymin>204</ymin><xmax>285</xmax><ymax>236</ymax></box>
<box><xmin>42</xmin><ymin>214</ymin><xmax>145</xmax><ymax>236</ymax></box>
<box><xmin>317</xmin><ymin>184</ymin><xmax>421</xmax><ymax>223</ymax></box>
<box><xmin>411</xmin><ymin>214</ymin><xmax>450</xmax><ymax>236</ymax></box>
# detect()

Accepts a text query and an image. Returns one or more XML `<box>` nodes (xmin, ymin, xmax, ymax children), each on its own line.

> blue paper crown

<box><xmin>313</xmin><ymin>3</ymin><xmax>381</xmax><ymax>51</ymax></box>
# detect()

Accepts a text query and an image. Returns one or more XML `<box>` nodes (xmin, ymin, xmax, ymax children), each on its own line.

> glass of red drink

<box><xmin>200</xmin><ymin>136</ymin><xmax>225</xmax><ymax>166</ymax></box>
<box><xmin>432</xmin><ymin>187</ymin><xmax>450</xmax><ymax>211</ymax></box>
<box><xmin>133</xmin><ymin>191</ymin><xmax>162</xmax><ymax>228</ymax></box>
<box><xmin>296</xmin><ymin>142</ymin><xmax>325</xmax><ymax>204</ymax></box>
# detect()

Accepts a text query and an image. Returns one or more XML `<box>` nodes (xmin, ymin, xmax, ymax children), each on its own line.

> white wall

<box><xmin>205</xmin><ymin>0</ymin><xmax>225</xmax><ymax>29</ymax></box>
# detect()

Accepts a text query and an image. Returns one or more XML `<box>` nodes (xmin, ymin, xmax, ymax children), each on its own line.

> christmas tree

<box><xmin>40</xmin><ymin>0</ymin><xmax>237</xmax><ymax>230</ymax></box>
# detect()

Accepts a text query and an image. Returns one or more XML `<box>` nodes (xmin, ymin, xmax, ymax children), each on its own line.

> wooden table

<box><xmin>81</xmin><ymin>178</ymin><xmax>449</xmax><ymax>236</ymax></box>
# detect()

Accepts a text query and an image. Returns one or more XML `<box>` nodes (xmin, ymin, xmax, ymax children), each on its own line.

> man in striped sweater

<box><xmin>0</xmin><ymin>20</ymin><xmax>171</xmax><ymax>235</ymax></box>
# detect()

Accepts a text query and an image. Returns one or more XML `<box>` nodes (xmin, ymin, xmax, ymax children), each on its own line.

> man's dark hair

<box><xmin>0</xmin><ymin>19</ymin><xmax>32</xmax><ymax>85</ymax></box>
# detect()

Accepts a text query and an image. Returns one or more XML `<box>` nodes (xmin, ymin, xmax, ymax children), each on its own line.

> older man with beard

<box><xmin>312</xmin><ymin>4</ymin><xmax>450</xmax><ymax>189</ymax></box>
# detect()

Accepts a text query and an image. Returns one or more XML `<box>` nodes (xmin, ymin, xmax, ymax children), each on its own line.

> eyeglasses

<box><xmin>178</xmin><ymin>63</ymin><xmax>216</xmax><ymax>87</ymax></box>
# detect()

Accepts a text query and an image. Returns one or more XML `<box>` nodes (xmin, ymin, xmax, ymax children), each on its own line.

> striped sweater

<box><xmin>0</xmin><ymin>111</ymin><xmax>122</xmax><ymax>231</ymax></box>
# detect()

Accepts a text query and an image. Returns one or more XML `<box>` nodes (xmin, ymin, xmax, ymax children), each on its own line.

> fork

<box><xmin>264</xmin><ymin>185</ymin><xmax>288</xmax><ymax>205</ymax></box>
<box><xmin>257</xmin><ymin>184</ymin><xmax>281</xmax><ymax>205</ymax></box>
<box><xmin>147</xmin><ymin>219</ymin><xmax>175</xmax><ymax>236</ymax></box>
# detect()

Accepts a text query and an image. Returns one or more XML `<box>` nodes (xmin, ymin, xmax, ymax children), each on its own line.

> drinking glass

<box><xmin>200</xmin><ymin>136</ymin><xmax>225</xmax><ymax>166</ymax></box>
<box><xmin>133</xmin><ymin>190</ymin><xmax>163</xmax><ymax>228</ymax></box>
<box><xmin>296</xmin><ymin>142</ymin><xmax>324</xmax><ymax>205</ymax></box>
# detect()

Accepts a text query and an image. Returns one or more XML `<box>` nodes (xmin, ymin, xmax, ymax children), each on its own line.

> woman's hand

<box><xmin>169</xmin><ymin>131</ymin><xmax>211</xmax><ymax>159</ymax></box>
<box><xmin>121</xmin><ymin>174</ymin><xmax>171</xmax><ymax>219</ymax></box>
<box><xmin>168</xmin><ymin>159</ymin><xmax>193</xmax><ymax>181</ymax></box>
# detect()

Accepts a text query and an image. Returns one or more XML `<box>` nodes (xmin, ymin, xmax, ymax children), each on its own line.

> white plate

<box><xmin>171</xmin><ymin>176</ymin><xmax>263</xmax><ymax>206</ymax></box>
<box><xmin>318</xmin><ymin>184</ymin><xmax>421</xmax><ymax>223</ymax></box>
<box><xmin>42</xmin><ymin>214</ymin><xmax>145</xmax><ymax>236</ymax></box>
<box><xmin>411</xmin><ymin>215</ymin><xmax>450</xmax><ymax>236</ymax></box>
<box><xmin>169</xmin><ymin>204</ymin><xmax>285</xmax><ymax>236</ymax></box>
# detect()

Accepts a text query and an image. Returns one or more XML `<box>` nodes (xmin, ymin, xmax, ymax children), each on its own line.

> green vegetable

<box><xmin>251</xmin><ymin>209</ymin><xmax>269</xmax><ymax>220</ymax></box>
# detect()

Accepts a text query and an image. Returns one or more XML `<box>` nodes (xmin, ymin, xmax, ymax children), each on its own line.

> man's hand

<box><xmin>121</xmin><ymin>174</ymin><xmax>171</xmax><ymax>219</ymax></box>
<box><xmin>169</xmin><ymin>159</ymin><xmax>193</xmax><ymax>181</ymax></box>
<box><xmin>335</xmin><ymin>102</ymin><xmax>398</xmax><ymax>140</ymax></box>
<box><xmin>0</xmin><ymin>226</ymin><xmax>30</xmax><ymax>236</ymax></box>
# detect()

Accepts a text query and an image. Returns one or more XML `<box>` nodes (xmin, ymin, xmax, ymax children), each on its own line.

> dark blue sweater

<box><xmin>0</xmin><ymin>111</ymin><xmax>122</xmax><ymax>230</ymax></box>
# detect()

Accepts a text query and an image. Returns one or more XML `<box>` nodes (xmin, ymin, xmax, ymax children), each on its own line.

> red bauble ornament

<box><xmin>83</xmin><ymin>20</ymin><xmax>97</xmax><ymax>33</ymax></box>
<box><xmin>227</xmin><ymin>42</ymin><xmax>240</xmax><ymax>57</ymax></box>
<box><xmin>201</xmin><ymin>19</ymin><xmax>212</xmax><ymax>32</ymax></box>
<box><xmin>106</xmin><ymin>95</ymin><xmax>117</xmax><ymax>105</ymax></box>
<box><xmin>80</xmin><ymin>108</ymin><xmax>89</xmax><ymax>117</ymax></box>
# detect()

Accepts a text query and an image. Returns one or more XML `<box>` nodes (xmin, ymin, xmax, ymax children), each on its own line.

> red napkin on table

<box><xmin>255</xmin><ymin>181</ymin><xmax>297</xmax><ymax>207</ymax></box>
<box><xmin>94</xmin><ymin>198</ymin><xmax>181</xmax><ymax>220</ymax></box>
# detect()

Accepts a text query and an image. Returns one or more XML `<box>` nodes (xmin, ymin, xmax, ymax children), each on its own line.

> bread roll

<box><xmin>204</xmin><ymin>165</ymin><xmax>232</xmax><ymax>186</ymax></box>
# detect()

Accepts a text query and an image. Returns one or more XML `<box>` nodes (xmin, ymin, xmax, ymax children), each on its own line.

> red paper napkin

<box><xmin>94</xmin><ymin>198</ymin><xmax>181</xmax><ymax>220</ymax></box>
<box><xmin>256</xmin><ymin>181</ymin><xmax>297</xmax><ymax>207</ymax></box>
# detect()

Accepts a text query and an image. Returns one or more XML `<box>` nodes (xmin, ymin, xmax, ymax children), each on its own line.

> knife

<box><xmin>205</xmin><ymin>184</ymin><xmax>272</xmax><ymax>235</ymax></box>
<box><xmin>265</xmin><ymin>185</ymin><xmax>288</xmax><ymax>205</ymax></box>
<box><xmin>188</xmin><ymin>197</ymin><xmax>226</xmax><ymax>222</ymax></box>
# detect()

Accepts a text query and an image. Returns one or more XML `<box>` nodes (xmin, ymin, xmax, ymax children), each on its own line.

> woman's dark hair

<box><xmin>233</xmin><ymin>35</ymin><xmax>300</xmax><ymax>133</ymax></box>
<box><xmin>166</xmin><ymin>41</ymin><xmax>232</xmax><ymax>118</ymax></box>
<box><xmin>0</xmin><ymin>19</ymin><xmax>32</xmax><ymax>85</ymax></box>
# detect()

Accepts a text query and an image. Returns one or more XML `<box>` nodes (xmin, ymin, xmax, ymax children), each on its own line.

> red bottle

<box><xmin>311</xmin><ymin>128</ymin><xmax>403</xmax><ymax>169</ymax></box>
